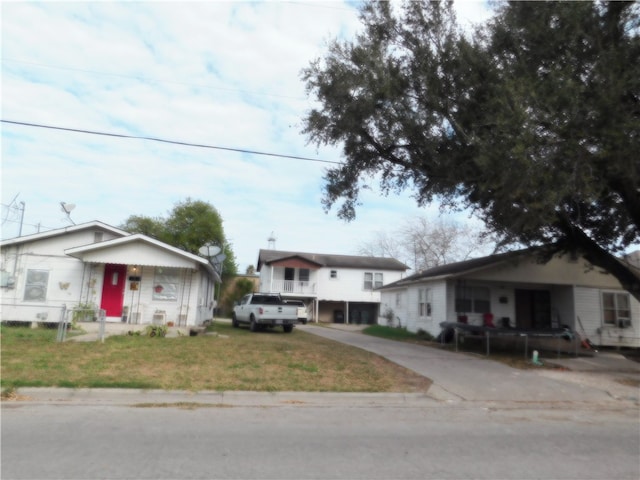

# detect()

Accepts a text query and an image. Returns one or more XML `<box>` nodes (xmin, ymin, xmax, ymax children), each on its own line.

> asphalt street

<box><xmin>2</xmin><ymin>400</ymin><xmax>639</xmax><ymax>480</ymax></box>
<box><xmin>2</xmin><ymin>323</ymin><xmax>640</xmax><ymax>480</ymax></box>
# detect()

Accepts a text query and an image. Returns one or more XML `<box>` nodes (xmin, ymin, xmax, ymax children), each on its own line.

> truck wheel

<box><xmin>283</xmin><ymin>325</ymin><xmax>293</xmax><ymax>333</ymax></box>
<box><xmin>249</xmin><ymin>315</ymin><xmax>258</xmax><ymax>332</ymax></box>
<box><xmin>231</xmin><ymin>314</ymin><xmax>239</xmax><ymax>328</ymax></box>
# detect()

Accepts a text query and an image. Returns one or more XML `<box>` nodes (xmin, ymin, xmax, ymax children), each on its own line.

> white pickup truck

<box><xmin>232</xmin><ymin>293</ymin><xmax>298</xmax><ymax>333</ymax></box>
<box><xmin>284</xmin><ymin>299</ymin><xmax>308</xmax><ymax>325</ymax></box>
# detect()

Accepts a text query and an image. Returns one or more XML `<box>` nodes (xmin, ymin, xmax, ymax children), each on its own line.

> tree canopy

<box><xmin>358</xmin><ymin>216</ymin><xmax>492</xmax><ymax>271</ymax></box>
<box><xmin>302</xmin><ymin>0</ymin><xmax>640</xmax><ymax>297</ymax></box>
<box><xmin>120</xmin><ymin>198</ymin><xmax>237</xmax><ymax>279</ymax></box>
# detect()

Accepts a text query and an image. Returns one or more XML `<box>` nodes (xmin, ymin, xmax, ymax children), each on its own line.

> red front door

<box><xmin>100</xmin><ymin>264</ymin><xmax>127</xmax><ymax>317</ymax></box>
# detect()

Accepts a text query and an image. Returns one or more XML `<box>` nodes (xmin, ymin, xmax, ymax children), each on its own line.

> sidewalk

<box><xmin>67</xmin><ymin>321</ymin><xmax>204</xmax><ymax>341</ymax></box>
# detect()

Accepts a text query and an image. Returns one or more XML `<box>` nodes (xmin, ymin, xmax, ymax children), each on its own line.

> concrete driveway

<box><xmin>298</xmin><ymin>324</ymin><xmax>640</xmax><ymax>406</ymax></box>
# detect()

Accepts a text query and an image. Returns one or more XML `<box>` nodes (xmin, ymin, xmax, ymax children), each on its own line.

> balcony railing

<box><xmin>270</xmin><ymin>280</ymin><xmax>316</xmax><ymax>295</ymax></box>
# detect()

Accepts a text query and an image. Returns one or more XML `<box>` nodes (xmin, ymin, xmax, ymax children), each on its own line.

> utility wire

<box><xmin>1</xmin><ymin>120</ymin><xmax>341</xmax><ymax>165</ymax></box>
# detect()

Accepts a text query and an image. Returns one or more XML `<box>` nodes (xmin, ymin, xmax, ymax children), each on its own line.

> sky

<box><xmin>1</xmin><ymin>1</ymin><xmax>494</xmax><ymax>272</ymax></box>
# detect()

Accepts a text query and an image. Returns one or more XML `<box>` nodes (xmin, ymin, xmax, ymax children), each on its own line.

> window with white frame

<box><xmin>455</xmin><ymin>285</ymin><xmax>491</xmax><ymax>314</ymax></box>
<box><xmin>602</xmin><ymin>292</ymin><xmax>631</xmax><ymax>328</ymax></box>
<box><xmin>363</xmin><ymin>272</ymin><xmax>383</xmax><ymax>290</ymax></box>
<box><xmin>418</xmin><ymin>288</ymin><xmax>432</xmax><ymax>317</ymax></box>
<box><xmin>152</xmin><ymin>267</ymin><xmax>180</xmax><ymax>301</ymax></box>
<box><xmin>395</xmin><ymin>292</ymin><xmax>402</xmax><ymax>307</ymax></box>
<box><xmin>23</xmin><ymin>269</ymin><xmax>49</xmax><ymax>301</ymax></box>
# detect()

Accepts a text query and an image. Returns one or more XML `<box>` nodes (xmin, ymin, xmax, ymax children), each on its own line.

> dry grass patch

<box><xmin>0</xmin><ymin>323</ymin><xmax>431</xmax><ymax>393</ymax></box>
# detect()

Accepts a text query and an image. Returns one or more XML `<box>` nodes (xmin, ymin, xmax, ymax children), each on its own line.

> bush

<box><xmin>143</xmin><ymin>325</ymin><xmax>168</xmax><ymax>338</ymax></box>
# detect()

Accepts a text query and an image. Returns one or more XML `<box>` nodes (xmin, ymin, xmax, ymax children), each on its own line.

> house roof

<box><xmin>0</xmin><ymin>220</ymin><xmax>128</xmax><ymax>246</ymax></box>
<box><xmin>257</xmin><ymin>249</ymin><xmax>408</xmax><ymax>272</ymax></box>
<box><xmin>378</xmin><ymin>249</ymin><xmax>531</xmax><ymax>289</ymax></box>
<box><xmin>65</xmin><ymin>234</ymin><xmax>220</xmax><ymax>281</ymax></box>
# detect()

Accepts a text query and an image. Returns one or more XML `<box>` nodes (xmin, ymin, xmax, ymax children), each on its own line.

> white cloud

<box><xmin>2</xmin><ymin>1</ymin><xmax>493</xmax><ymax>272</ymax></box>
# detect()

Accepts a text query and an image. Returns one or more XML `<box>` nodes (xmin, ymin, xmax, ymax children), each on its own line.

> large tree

<box><xmin>120</xmin><ymin>198</ymin><xmax>238</xmax><ymax>279</ymax></box>
<box><xmin>302</xmin><ymin>0</ymin><xmax>640</xmax><ymax>298</ymax></box>
<box><xmin>359</xmin><ymin>216</ymin><xmax>492</xmax><ymax>271</ymax></box>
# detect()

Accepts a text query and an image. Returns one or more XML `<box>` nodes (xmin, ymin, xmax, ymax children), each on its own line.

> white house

<box><xmin>378</xmin><ymin>249</ymin><xmax>640</xmax><ymax>348</ymax></box>
<box><xmin>256</xmin><ymin>249</ymin><xmax>408</xmax><ymax>324</ymax></box>
<box><xmin>0</xmin><ymin>221</ymin><xmax>219</xmax><ymax>326</ymax></box>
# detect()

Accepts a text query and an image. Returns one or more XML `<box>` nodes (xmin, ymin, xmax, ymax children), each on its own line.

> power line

<box><xmin>1</xmin><ymin>120</ymin><xmax>341</xmax><ymax>165</ymax></box>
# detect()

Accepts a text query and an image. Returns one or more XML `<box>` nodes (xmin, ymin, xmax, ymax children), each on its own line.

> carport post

<box><xmin>521</xmin><ymin>333</ymin><xmax>528</xmax><ymax>360</ymax></box>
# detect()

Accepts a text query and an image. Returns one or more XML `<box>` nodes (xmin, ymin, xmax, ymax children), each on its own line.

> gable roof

<box><xmin>65</xmin><ymin>233</ymin><xmax>219</xmax><ymax>281</ymax></box>
<box><xmin>0</xmin><ymin>220</ymin><xmax>128</xmax><ymax>246</ymax></box>
<box><xmin>257</xmin><ymin>249</ymin><xmax>408</xmax><ymax>272</ymax></box>
<box><xmin>378</xmin><ymin>249</ymin><xmax>531</xmax><ymax>289</ymax></box>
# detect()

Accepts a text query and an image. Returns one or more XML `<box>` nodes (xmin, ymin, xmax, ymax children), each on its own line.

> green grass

<box><xmin>363</xmin><ymin>324</ymin><xmax>434</xmax><ymax>341</ymax></box>
<box><xmin>0</xmin><ymin>322</ymin><xmax>431</xmax><ymax>393</ymax></box>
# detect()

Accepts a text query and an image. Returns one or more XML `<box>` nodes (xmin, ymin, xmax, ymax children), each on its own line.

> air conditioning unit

<box><xmin>618</xmin><ymin>319</ymin><xmax>631</xmax><ymax>329</ymax></box>
<box><xmin>152</xmin><ymin>312</ymin><xmax>166</xmax><ymax>325</ymax></box>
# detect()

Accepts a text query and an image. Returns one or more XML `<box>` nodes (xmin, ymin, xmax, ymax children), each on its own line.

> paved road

<box><xmin>297</xmin><ymin>325</ymin><xmax>640</xmax><ymax>405</ymax></box>
<box><xmin>3</xmin><ymin>324</ymin><xmax>639</xmax><ymax>480</ymax></box>
<box><xmin>2</xmin><ymin>401</ymin><xmax>639</xmax><ymax>480</ymax></box>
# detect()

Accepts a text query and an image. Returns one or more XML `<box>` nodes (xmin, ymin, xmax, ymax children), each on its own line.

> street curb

<box><xmin>4</xmin><ymin>388</ymin><xmax>443</xmax><ymax>407</ymax></box>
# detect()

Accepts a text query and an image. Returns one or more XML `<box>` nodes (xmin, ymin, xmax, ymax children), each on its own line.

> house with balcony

<box><xmin>256</xmin><ymin>249</ymin><xmax>408</xmax><ymax>324</ymax></box>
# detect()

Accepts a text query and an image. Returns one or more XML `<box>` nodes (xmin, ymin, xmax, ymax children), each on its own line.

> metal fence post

<box><xmin>486</xmin><ymin>330</ymin><xmax>490</xmax><ymax>356</ymax></box>
<box><xmin>56</xmin><ymin>305</ymin><xmax>68</xmax><ymax>342</ymax></box>
<box><xmin>98</xmin><ymin>309</ymin><xmax>106</xmax><ymax>343</ymax></box>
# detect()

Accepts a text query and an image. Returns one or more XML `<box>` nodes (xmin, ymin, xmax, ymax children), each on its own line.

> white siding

<box><xmin>263</xmin><ymin>264</ymin><xmax>405</xmax><ymax>304</ymax></box>
<box><xmin>1</xmin><ymin>228</ymin><xmax>214</xmax><ymax>327</ymax></box>
<box><xmin>574</xmin><ymin>286</ymin><xmax>640</xmax><ymax>348</ymax></box>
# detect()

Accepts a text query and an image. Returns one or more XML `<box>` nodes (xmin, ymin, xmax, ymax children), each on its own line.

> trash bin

<box><xmin>334</xmin><ymin>310</ymin><xmax>344</xmax><ymax>323</ymax></box>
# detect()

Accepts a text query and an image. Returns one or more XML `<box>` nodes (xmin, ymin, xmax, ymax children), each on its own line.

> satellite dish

<box><xmin>212</xmin><ymin>253</ymin><xmax>226</xmax><ymax>264</ymax></box>
<box><xmin>60</xmin><ymin>202</ymin><xmax>76</xmax><ymax>214</ymax></box>
<box><xmin>198</xmin><ymin>244</ymin><xmax>221</xmax><ymax>257</ymax></box>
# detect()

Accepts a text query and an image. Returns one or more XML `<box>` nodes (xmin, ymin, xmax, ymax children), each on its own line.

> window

<box><xmin>455</xmin><ymin>285</ymin><xmax>491</xmax><ymax>314</ymax></box>
<box><xmin>395</xmin><ymin>292</ymin><xmax>402</xmax><ymax>307</ymax></box>
<box><xmin>418</xmin><ymin>288</ymin><xmax>432</xmax><ymax>317</ymax></box>
<box><xmin>299</xmin><ymin>268</ymin><xmax>310</xmax><ymax>282</ymax></box>
<box><xmin>330</xmin><ymin>270</ymin><xmax>338</xmax><ymax>279</ymax></box>
<box><xmin>23</xmin><ymin>269</ymin><xmax>49</xmax><ymax>301</ymax></box>
<box><xmin>364</xmin><ymin>272</ymin><xmax>384</xmax><ymax>290</ymax></box>
<box><xmin>152</xmin><ymin>268</ymin><xmax>180</xmax><ymax>301</ymax></box>
<box><xmin>602</xmin><ymin>292</ymin><xmax>631</xmax><ymax>328</ymax></box>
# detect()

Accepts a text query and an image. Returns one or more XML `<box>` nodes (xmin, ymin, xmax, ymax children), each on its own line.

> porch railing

<box><xmin>270</xmin><ymin>280</ymin><xmax>316</xmax><ymax>295</ymax></box>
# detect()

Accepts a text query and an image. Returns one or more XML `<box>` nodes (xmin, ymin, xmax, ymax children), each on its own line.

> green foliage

<box><xmin>363</xmin><ymin>324</ymin><xmax>418</xmax><ymax>341</ymax></box>
<box><xmin>143</xmin><ymin>325</ymin><xmax>168</xmax><ymax>338</ymax></box>
<box><xmin>222</xmin><ymin>277</ymin><xmax>256</xmax><ymax>314</ymax></box>
<box><xmin>303</xmin><ymin>0</ymin><xmax>640</xmax><ymax>297</ymax></box>
<box><xmin>120</xmin><ymin>198</ymin><xmax>238</xmax><ymax>277</ymax></box>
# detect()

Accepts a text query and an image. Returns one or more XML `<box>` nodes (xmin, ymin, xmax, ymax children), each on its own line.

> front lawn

<box><xmin>0</xmin><ymin>322</ymin><xmax>431</xmax><ymax>393</ymax></box>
